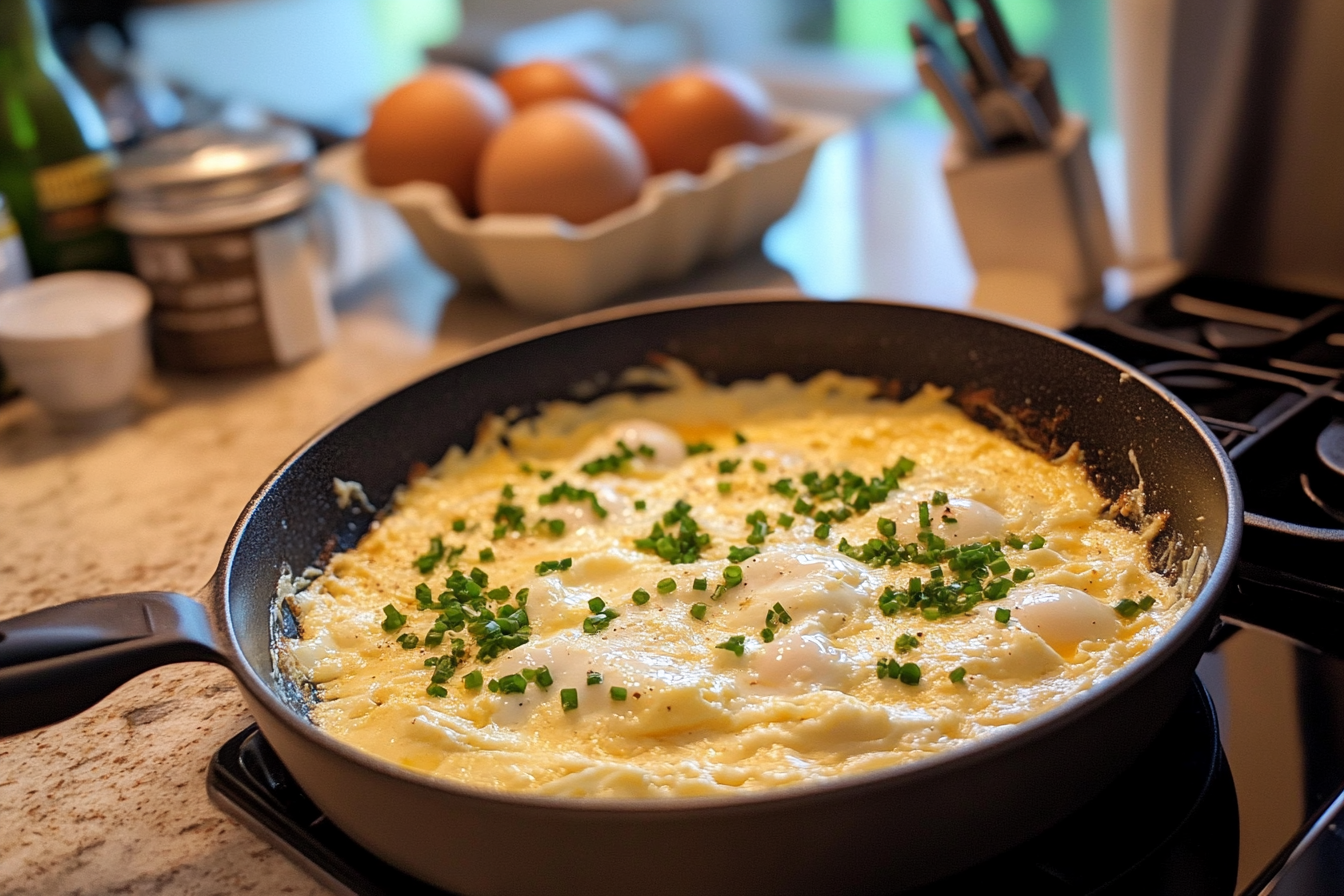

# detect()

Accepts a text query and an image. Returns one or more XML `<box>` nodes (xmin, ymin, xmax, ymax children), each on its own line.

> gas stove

<box><xmin>208</xmin><ymin>276</ymin><xmax>1344</xmax><ymax>895</ymax></box>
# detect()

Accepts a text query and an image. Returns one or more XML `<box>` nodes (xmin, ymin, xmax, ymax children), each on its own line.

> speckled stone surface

<box><xmin>0</xmin><ymin>280</ymin><xmax>546</xmax><ymax>895</ymax></box>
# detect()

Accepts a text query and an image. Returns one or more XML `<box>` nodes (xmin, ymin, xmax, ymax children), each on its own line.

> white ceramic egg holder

<box><xmin>317</xmin><ymin>109</ymin><xmax>847</xmax><ymax>317</ymax></box>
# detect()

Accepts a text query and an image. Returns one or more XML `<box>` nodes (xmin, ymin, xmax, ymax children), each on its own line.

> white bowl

<box><xmin>316</xmin><ymin>109</ymin><xmax>847</xmax><ymax>316</ymax></box>
<box><xmin>0</xmin><ymin>272</ymin><xmax>151</xmax><ymax>423</ymax></box>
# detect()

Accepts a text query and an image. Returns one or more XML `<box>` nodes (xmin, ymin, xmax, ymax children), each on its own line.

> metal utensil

<box><xmin>956</xmin><ymin>18</ymin><xmax>1053</xmax><ymax>146</ymax></box>
<box><xmin>909</xmin><ymin>23</ymin><xmax>993</xmax><ymax>154</ymax></box>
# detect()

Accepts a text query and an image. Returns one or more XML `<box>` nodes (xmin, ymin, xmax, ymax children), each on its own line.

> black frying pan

<box><xmin>0</xmin><ymin>293</ymin><xmax>1241</xmax><ymax>895</ymax></box>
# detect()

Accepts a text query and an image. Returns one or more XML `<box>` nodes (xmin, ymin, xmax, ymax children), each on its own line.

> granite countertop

<box><xmin>0</xmin><ymin>241</ymin><xmax>800</xmax><ymax>894</ymax></box>
<box><xmin>0</xmin><ymin>263</ymin><xmax>543</xmax><ymax>895</ymax></box>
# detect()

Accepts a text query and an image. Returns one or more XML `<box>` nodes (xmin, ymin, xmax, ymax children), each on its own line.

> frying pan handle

<box><xmin>0</xmin><ymin>592</ymin><xmax>227</xmax><ymax>737</ymax></box>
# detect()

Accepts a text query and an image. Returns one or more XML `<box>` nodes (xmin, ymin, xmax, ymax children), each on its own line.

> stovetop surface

<box><xmin>210</xmin><ymin>276</ymin><xmax>1344</xmax><ymax>895</ymax></box>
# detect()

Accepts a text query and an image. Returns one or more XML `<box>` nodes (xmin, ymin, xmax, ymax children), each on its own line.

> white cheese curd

<box><xmin>285</xmin><ymin>370</ymin><xmax>1185</xmax><ymax>797</ymax></box>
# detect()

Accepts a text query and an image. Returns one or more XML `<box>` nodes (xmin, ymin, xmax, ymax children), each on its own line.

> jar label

<box><xmin>129</xmin><ymin>213</ymin><xmax>331</xmax><ymax>371</ymax></box>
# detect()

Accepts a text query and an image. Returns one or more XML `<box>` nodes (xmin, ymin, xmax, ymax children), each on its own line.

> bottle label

<box><xmin>32</xmin><ymin>153</ymin><xmax>114</xmax><ymax>242</ymax></box>
<box><xmin>32</xmin><ymin>153</ymin><xmax>114</xmax><ymax>211</ymax></box>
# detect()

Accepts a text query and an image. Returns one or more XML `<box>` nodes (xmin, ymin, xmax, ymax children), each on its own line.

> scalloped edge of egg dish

<box><xmin>277</xmin><ymin>361</ymin><xmax>1193</xmax><ymax>799</ymax></box>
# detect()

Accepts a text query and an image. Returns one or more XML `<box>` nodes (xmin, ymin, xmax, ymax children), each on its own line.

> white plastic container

<box><xmin>0</xmin><ymin>272</ymin><xmax>151</xmax><ymax>426</ymax></box>
<box><xmin>317</xmin><ymin>109</ymin><xmax>847</xmax><ymax>316</ymax></box>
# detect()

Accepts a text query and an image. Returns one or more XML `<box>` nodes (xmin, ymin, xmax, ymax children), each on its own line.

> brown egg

<box><xmin>625</xmin><ymin>66</ymin><xmax>775</xmax><ymax>175</ymax></box>
<box><xmin>493</xmin><ymin>59</ymin><xmax>622</xmax><ymax>113</ymax></box>
<box><xmin>362</xmin><ymin>66</ymin><xmax>510</xmax><ymax>214</ymax></box>
<box><xmin>477</xmin><ymin>100</ymin><xmax>648</xmax><ymax>225</ymax></box>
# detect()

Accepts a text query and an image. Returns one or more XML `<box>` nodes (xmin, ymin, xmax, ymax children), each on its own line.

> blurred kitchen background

<box><xmin>30</xmin><ymin>0</ymin><xmax>1122</xmax><ymax>307</ymax></box>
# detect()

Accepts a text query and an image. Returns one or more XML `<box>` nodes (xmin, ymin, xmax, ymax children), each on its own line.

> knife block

<box><xmin>943</xmin><ymin>114</ymin><xmax>1116</xmax><ymax>329</ymax></box>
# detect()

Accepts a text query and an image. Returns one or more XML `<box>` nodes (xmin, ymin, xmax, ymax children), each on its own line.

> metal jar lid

<box><xmin>109</xmin><ymin>124</ymin><xmax>316</xmax><ymax>235</ymax></box>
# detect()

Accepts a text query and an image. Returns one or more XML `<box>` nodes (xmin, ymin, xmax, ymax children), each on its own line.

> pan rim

<box><xmin>217</xmin><ymin>289</ymin><xmax>1244</xmax><ymax>815</ymax></box>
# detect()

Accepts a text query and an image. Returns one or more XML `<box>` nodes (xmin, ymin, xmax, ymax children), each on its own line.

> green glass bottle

<box><xmin>0</xmin><ymin>0</ymin><xmax>128</xmax><ymax>274</ymax></box>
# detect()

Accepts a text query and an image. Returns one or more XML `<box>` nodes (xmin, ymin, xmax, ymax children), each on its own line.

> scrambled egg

<box><xmin>284</xmin><ymin>368</ymin><xmax>1181</xmax><ymax>798</ymax></box>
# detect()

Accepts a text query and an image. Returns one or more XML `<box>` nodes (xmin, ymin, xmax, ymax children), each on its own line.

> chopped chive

<box><xmin>635</xmin><ymin>499</ymin><xmax>647</xmax><ymax>510</ymax></box>
<box><xmin>724</xmin><ymin>565</ymin><xmax>743</xmax><ymax>587</ymax></box>
<box><xmin>535</xmin><ymin>666</ymin><xmax>554</xmax><ymax>689</ymax></box>
<box><xmin>658</xmin><ymin>577</ymin><xmax>676</xmax><ymax>594</ymax></box>
<box><xmin>463</xmin><ymin>670</ymin><xmax>483</xmax><ymax>689</ymax></box>
<box><xmin>950</xmin><ymin>666</ymin><xmax>966</xmax><ymax>684</ymax></box>
<box><xmin>814</xmin><ymin>523</ymin><xmax>830</xmax><ymax>539</ymax></box>
<box><xmin>1114</xmin><ymin>599</ymin><xmax>1142</xmax><ymax>618</ymax></box>
<box><xmin>1139</xmin><ymin>595</ymin><xmax>1157</xmax><ymax>610</ymax></box>
<box><xmin>718</xmin><ymin>458</ymin><xmax>742</xmax><ymax>474</ymax></box>
<box><xmin>632</xmin><ymin>587</ymin><xmax>651</xmax><ymax>605</ymax></box>
<box><xmin>715</xmin><ymin>635</ymin><xmax>746</xmax><ymax>657</ymax></box>
<box><xmin>588</xmin><ymin>597</ymin><xmax>606</xmax><ymax>613</ymax></box>
<box><xmin>734</xmin><ymin>432</ymin><xmax>748</xmax><ymax>445</ymax></box>
<box><xmin>761</xmin><ymin>628</ymin><xmax>775</xmax><ymax>642</ymax></box>
<box><xmin>877</xmin><ymin>517</ymin><xmax>897</xmax><ymax>538</ymax></box>
<box><xmin>728</xmin><ymin>545</ymin><xmax>759</xmax><ymax>563</ymax></box>
<box><xmin>502</xmin><ymin>484</ymin><xmax>514</xmax><ymax>500</ymax></box>
<box><xmin>587</xmin><ymin>671</ymin><xmax>602</xmax><ymax>686</ymax></box>
<box><xmin>452</xmin><ymin>519</ymin><xmax>466</xmax><ymax>532</ymax></box>
<box><xmin>560</xmin><ymin>688</ymin><xmax>578</xmax><ymax>711</ymax></box>
<box><xmin>995</xmin><ymin>607</ymin><xmax>1011</xmax><ymax>624</ymax></box>
<box><xmin>895</xmin><ymin>633</ymin><xmax>919</xmax><ymax>653</ymax></box>
<box><xmin>1028</xmin><ymin>534</ymin><xmax>1047</xmax><ymax>550</ymax></box>
<box><xmin>397</xmin><ymin>632</ymin><xmax>419</xmax><ymax>649</ymax></box>
<box><xmin>516</xmin><ymin>588</ymin><xmax>530</xmax><ymax>605</ymax></box>
<box><xmin>479</xmin><ymin>547</ymin><xmax>495</xmax><ymax>562</ymax></box>
<box><xmin>690</xmin><ymin>602</ymin><xmax>707</xmax><ymax>620</ymax></box>
<box><xmin>989</xmin><ymin>557</ymin><xmax>1010</xmax><ymax>576</ymax></box>
<box><xmin>918</xmin><ymin>502</ymin><xmax>931</xmax><ymax>529</ymax></box>
<box><xmin>898</xmin><ymin>662</ymin><xmax>922</xmax><ymax>685</ymax></box>
<box><xmin>717</xmin><ymin>481</ymin><xmax>732</xmax><ymax>493</ymax></box>
<box><xmin>777</xmin><ymin>513</ymin><xmax>795</xmax><ymax>529</ymax></box>
<box><xmin>426</xmin><ymin>684</ymin><xmax>447</xmax><ymax>697</ymax></box>
<box><xmin>709</xmin><ymin>584</ymin><xmax>727</xmax><ymax>601</ymax></box>
<box><xmin>931</xmin><ymin>490</ymin><xmax>949</xmax><ymax>506</ymax></box>
<box><xmin>610</xmin><ymin>686</ymin><xmax>628</xmax><ymax>701</ymax></box>
<box><xmin>686</xmin><ymin>441</ymin><xmax>714</xmax><ymax>455</ymax></box>
<box><xmin>751</xmin><ymin>459</ymin><xmax>767</xmax><ymax>472</ymax></box>
<box><xmin>693</xmin><ymin>577</ymin><xmax>708</xmax><ymax>591</ymax></box>
<box><xmin>540</xmin><ymin>470</ymin><xmax>554</xmax><ymax>480</ymax></box>
<box><xmin>382</xmin><ymin>605</ymin><xmax>407</xmax><ymax>632</ymax></box>
<box><xmin>637</xmin><ymin>444</ymin><xmax>656</xmax><ymax>458</ymax></box>
<box><xmin>1007</xmin><ymin>534</ymin><xmax>1025</xmax><ymax>549</ymax></box>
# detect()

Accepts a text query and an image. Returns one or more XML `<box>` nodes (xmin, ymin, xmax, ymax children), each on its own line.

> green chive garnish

<box><xmin>777</xmin><ymin>513</ymin><xmax>794</xmax><ymax>528</ymax></box>
<box><xmin>479</xmin><ymin>547</ymin><xmax>495</xmax><ymax>562</ymax></box>
<box><xmin>426</xmin><ymin>684</ymin><xmax>447</xmax><ymax>697</ymax></box>
<box><xmin>632</xmin><ymin>588</ymin><xmax>651</xmax><ymax>605</ymax></box>
<box><xmin>658</xmin><ymin>577</ymin><xmax>676</xmax><ymax>594</ymax></box>
<box><xmin>635</xmin><ymin>500</ymin><xmax>647</xmax><ymax>511</ymax></box>
<box><xmin>560</xmin><ymin>688</ymin><xmax>578</xmax><ymax>711</ymax></box>
<box><xmin>715</xmin><ymin>635</ymin><xmax>746</xmax><ymax>657</ymax></box>
<box><xmin>751</xmin><ymin>459</ymin><xmax>767</xmax><ymax>472</ymax></box>
<box><xmin>950</xmin><ymin>666</ymin><xmax>966</xmax><ymax>684</ymax></box>
<box><xmin>761</xmin><ymin>628</ymin><xmax>774</xmax><ymax>642</ymax></box>
<box><xmin>693</xmin><ymin>577</ymin><xmax>708</xmax><ymax>591</ymax></box>
<box><xmin>452</xmin><ymin>519</ymin><xmax>466</xmax><ymax>532</ymax></box>
<box><xmin>587</xmin><ymin>671</ymin><xmax>602</xmax><ymax>685</ymax></box>
<box><xmin>724</xmin><ymin>565</ymin><xmax>743</xmax><ymax>587</ymax></box>
<box><xmin>1028</xmin><ymin>534</ymin><xmax>1047</xmax><ymax>550</ymax></box>
<box><xmin>814</xmin><ymin>523</ymin><xmax>830</xmax><ymax>539</ymax></box>
<box><xmin>995</xmin><ymin>607</ymin><xmax>1011</xmax><ymax>624</ymax></box>
<box><xmin>463</xmin><ymin>670</ymin><xmax>483</xmax><ymax>689</ymax></box>
<box><xmin>610</xmin><ymin>686</ymin><xmax>628</xmax><ymax>701</ymax></box>
<box><xmin>717</xmin><ymin>482</ymin><xmax>731</xmax><ymax>493</ymax></box>
<box><xmin>382</xmin><ymin>605</ymin><xmax>407</xmax><ymax>632</ymax></box>
<box><xmin>690</xmin><ymin>602</ymin><xmax>707</xmax><ymax>620</ymax></box>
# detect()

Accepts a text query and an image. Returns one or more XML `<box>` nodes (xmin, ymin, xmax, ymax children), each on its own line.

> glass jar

<box><xmin>108</xmin><ymin>124</ymin><xmax>333</xmax><ymax>371</ymax></box>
